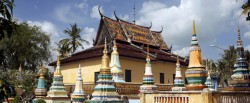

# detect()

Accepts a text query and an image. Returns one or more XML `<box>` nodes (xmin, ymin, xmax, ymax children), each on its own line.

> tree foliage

<box><xmin>0</xmin><ymin>22</ymin><xmax>51</xmax><ymax>71</ymax></box>
<box><xmin>58</xmin><ymin>23</ymin><xmax>89</xmax><ymax>58</ymax></box>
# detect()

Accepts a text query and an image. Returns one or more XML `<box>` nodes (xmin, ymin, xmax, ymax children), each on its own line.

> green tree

<box><xmin>0</xmin><ymin>22</ymin><xmax>51</xmax><ymax>71</ymax></box>
<box><xmin>0</xmin><ymin>0</ymin><xmax>15</xmax><ymax>39</ymax></box>
<box><xmin>59</xmin><ymin>23</ymin><xmax>89</xmax><ymax>57</ymax></box>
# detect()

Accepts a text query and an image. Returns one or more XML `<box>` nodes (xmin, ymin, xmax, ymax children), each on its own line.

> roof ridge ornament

<box><xmin>114</xmin><ymin>10</ymin><xmax>119</xmax><ymax>21</ymax></box>
<box><xmin>98</xmin><ymin>5</ymin><xmax>103</xmax><ymax>18</ymax></box>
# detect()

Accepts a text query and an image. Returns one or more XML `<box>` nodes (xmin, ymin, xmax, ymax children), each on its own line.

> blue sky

<box><xmin>13</xmin><ymin>0</ymin><xmax>250</xmax><ymax>62</ymax></box>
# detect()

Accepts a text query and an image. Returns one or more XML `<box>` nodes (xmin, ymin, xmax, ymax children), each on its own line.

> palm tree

<box><xmin>241</xmin><ymin>0</ymin><xmax>250</xmax><ymax>15</ymax></box>
<box><xmin>59</xmin><ymin>23</ymin><xmax>89</xmax><ymax>55</ymax></box>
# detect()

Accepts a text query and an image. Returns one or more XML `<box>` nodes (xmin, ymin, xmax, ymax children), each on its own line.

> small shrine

<box><xmin>33</xmin><ymin>64</ymin><xmax>47</xmax><ymax>102</ymax></box>
<box><xmin>110</xmin><ymin>40</ymin><xmax>125</xmax><ymax>82</ymax></box>
<box><xmin>185</xmin><ymin>20</ymin><xmax>207</xmax><ymax>90</ymax></box>
<box><xmin>172</xmin><ymin>53</ymin><xmax>186</xmax><ymax>91</ymax></box>
<box><xmin>44</xmin><ymin>51</ymin><xmax>70</xmax><ymax>103</ymax></box>
<box><xmin>139</xmin><ymin>45</ymin><xmax>158</xmax><ymax>93</ymax></box>
<box><xmin>204</xmin><ymin>61</ymin><xmax>214</xmax><ymax>90</ymax></box>
<box><xmin>71</xmin><ymin>64</ymin><xmax>86</xmax><ymax>103</ymax></box>
<box><xmin>89</xmin><ymin>39</ymin><xmax>125</xmax><ymax>103</ymax></box>
<box><xmin>228</xmin><ymin>27</ymin><xmax>250</xmax><ymax>88</ymax></box>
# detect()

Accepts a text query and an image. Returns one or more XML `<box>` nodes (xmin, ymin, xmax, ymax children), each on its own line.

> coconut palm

<box><xmin>59</xmin><ymin>23</ymin><xmax>89</xmax><ymax>55</ymax></box>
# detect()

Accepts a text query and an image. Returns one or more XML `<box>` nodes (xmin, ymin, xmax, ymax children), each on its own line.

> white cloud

<box><xmin>137</xmin><ymin>0</ymin><xmax>243</xmax><ymax>51</ymax></box>
<box><xmin>75</xmin><ymin>0</ymin><xmax>89</xmax><ymax>14</ymax></box>
<box><xmin>27</xmin><ymin>21</ymin><xmax>59</xmax><ymax>36</ymax></box>
<box><xmin>91</xmin><ymin>5</ymin><xmax>103</xmax><ymax>19</ymax></box>
<box><xmin>245</xmin><ymin>45</ymin><xmax>250</xmax><ymax>51</ymax></box>
<box><xmin>173</xmin><ymin>47</ymin><xmax>190</xmax><ymax>57</ymax></box>
<box><xmin>55</xmin><ymin>5</ymin><xmax>85</xmax><ymax>23</ymax></box>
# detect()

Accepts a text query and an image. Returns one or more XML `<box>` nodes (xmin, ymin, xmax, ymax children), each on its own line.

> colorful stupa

<box><xmin>90</xmin><ymin>39</ymin><xmax>124</xmax><ymax>103</ymax></box>
<box><xmin>172</xmin><ymin>53</ymin><xmax>186</xmax><ymax>91</ymax></box>
<box><xmin>71</xmin><ymin>64</ymin><xmax>86</xmax><ymax>103</ymax></box>
<box><xmin>45</xmin><ymin>51</ymin><xmax>70</xmax><ymax>103</ymax></box>
<box><xmin>139</xmin><ymin>45</ymin><xmax>158</xmax><ymax>93</ymax></box>
<box><xmin>204</xmin><ymin>61</ymin><xmax>214</xmax><ymax>90</ymax></box>
<box><xmin>110</xmin><ymin>40</ymin><xmax>125</xmax><ymax>82</ymax></box>
<box><xmin>33</xmin><ymin>65</ymin><xmax>47</xmax><ymax>102</ymax></box>
<box><xmin>229</xmin><ymin>27</ymin><xmax>250</xmax><ymax>87</ymax></box>
<box><xmin>185</xmin><ymin>20</ymin><xmax>207</xmax><ymax>90</ymax></box>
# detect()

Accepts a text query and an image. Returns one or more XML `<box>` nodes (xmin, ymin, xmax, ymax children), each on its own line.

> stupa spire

<box><xmin>46</xmin><ymin>50</ymin><xmax>69</xmax><ymax>101</ymax></box>
<box><xmin>90</xmin><ymin>38</ymin><xmax>124</xmax><ymax>103</ymax></box>
<box><xmin>229</xmin><ymin>27</ymin><xmax>250</xmax><ymax>87</ymax></box>
<box><xmin>172</xmin><ymin>53</ymin><xmax>186</xmax><ymax>91</ymax></box>
<box><xmin>71</xmin><ymin>64</ymin><xmax>86</xmax><ymax>103</ymax></box>
<box><xmin>140</xmin><ymin>44</ymin><xmax>158</xmax><ymax>93</ymax></box>
<box><xmin>185</xmin><ymin>20</ymin><xmax>207</xmax><ymax>90</ymax></box>
<box><xmin>54</xmin><ymin>50</ymin><xmax>62</xmax><ymax>76</ymax></box>
<box><xmin>110</xmin><ymin>39</ymin><xmax>125</xmax><ymax>82</ymax></box>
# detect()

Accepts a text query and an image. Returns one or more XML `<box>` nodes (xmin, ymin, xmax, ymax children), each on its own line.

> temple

<box><xmin>89</xmin><ymin>39</ymin><xmax>125</xmax><ymax>103</ymax></box>
<box><xmin>71</xmin><ymin>64</ymin><xmax>86</xmax><ymax>103</ymax></box>
<box><xmin>139</xmin><ymin>45</ymin><xmax>158</xmax><ymax>93</ymax></box>
<box><xmin>185</xmin><ymin>20</ymin><xmax>207</xmax><ymax>90</ymax></box>
<box><xmin>44</xmin><ymin>52</ymin><xmax>70</xmax><ymax>103</ymax></box>
<box><xmin>48</xmin><ymin>7</ymin><xmax>188</xmax><ymax>85</ymax></box>
<box><xmin>228</xmin><ymin>27</ymin><xmax>250</xmax><ymax>87</ymax></box>
<box><xmin>110</xmin><ymin>40</ymin><xmax>125</xmax><ymax>82</ymax></box>
<box><xmin>172</xmin><ymin>53</ymin><xmax>186</xmax><ymax>91</ymax></box>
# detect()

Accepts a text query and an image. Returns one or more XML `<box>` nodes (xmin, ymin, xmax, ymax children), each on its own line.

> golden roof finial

<box><xmin>176</xmin><ymin>52</ymin><xmax>180</xmax><ymax>64</ymax></box>
<box><xmin>101</xmin><ymin>37</ymin><xmax>109</xmax><ymax>69</ymax></box>
<box><xmin>205</xmin><ymin>59</ymin><xmax>208</xmax><ymax>70</ymax></box>
<box><xmin>192</xmin><ymin>20</ymin><xmax>196</xmax><ymax>35</ymax></box>
<box><xmin>57</xmin><ymin>50</ymin><xmax>61</xmax><ymax>65</ymax></box>
<box><xmin>146</xmin><ymin>44</ymin><xmax>150</xmax><ymax>62</ymax></box>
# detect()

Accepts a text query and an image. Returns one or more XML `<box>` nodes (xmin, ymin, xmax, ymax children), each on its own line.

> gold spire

<box><xmin>101</xmin><ymin>38</ymin><xmax>109</xmax><ymax>69</ymax></box>
<box><xmin>192</xmin><ymin>20</ymin><xmax>196</xmax><ymax>35</ymax></box>
<box><xmin>176</xmin><ymin>53</ymin><xmax>180</xmax><ymax>65</ymax></box>
<box><xmin>146</xmin><ymin>44</ymin><xmax>150</xmax><ymax>62</ymax></box>
<box><xmin>205</xmin><ymin>59</ymin><xmax>208</xmax><ymax>70</ymax></box>
<box><xmin>57</xmin><ymin>50</ymin><xmax>61</xmax><ymax>66</ymax></box>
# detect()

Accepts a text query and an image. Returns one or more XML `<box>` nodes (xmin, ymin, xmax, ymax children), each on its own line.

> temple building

<box><xmin>48</xmin><ymin>7</ymin><xmax>188</xmax><ymax>86</ymax></box>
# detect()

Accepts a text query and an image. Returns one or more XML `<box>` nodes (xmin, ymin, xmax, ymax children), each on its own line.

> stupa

<box><xmin>71</xmin><ymin>64</ymin><xmax>86</xmax><ymax>103</ymax></box>
<box><xmin>139</xmin><ymin>45</ymin><xmax>158</xmax><ymax>93</ymax></box>
<box><xmin>229</xmin><ymin>27</ymin><xmax>250</xmax><ymax>87</ymax></box>
<box><xmin>172</xmin><ymin>53</ymin><xmax>186</xmax><ymax>91</ymax></box>
<box><xmin>89</xmin><ymin>39</ymin><xmax>125</xmax><ymax>103</ymax></box>
<box><xmin>204</xmin><ymin>61</ymin><xmax>214</xmax><ymax>90</ymax></box>
<box><xmin>110</xmin><ymin>40</ymin><xmax>125</xmax><ymax>82</ymax></box>
<box><xmin>44</xmin><ymin>51</ymin><xmax>70</xmax><ymax>103</ymax></box>
<box><xmin>185</xmin><ymin>20</ymin><xmax>207</xmax><ymax>90</ymax></box>
<box><xmin>33</xmin><ymin>65</ymin><xmax>47</xmax><ymax>102</ymax></box>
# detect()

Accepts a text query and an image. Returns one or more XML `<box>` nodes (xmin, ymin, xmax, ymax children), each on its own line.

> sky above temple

<box><xmin>14</xmin><ymin>0</ymin><xmax>250</xmax><ymax>62</ymax></box>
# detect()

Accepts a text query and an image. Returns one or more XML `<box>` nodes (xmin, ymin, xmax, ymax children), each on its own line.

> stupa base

<box><xmin>171</xmin><ymin>87</ymin><xmax>186</xmax><ymax>91</ymax></box>
<box><xmin>140</xmin><ymin>85</ymin><xmax>159</xmax><ymax>93</ymax></box>
<box><xmin>43</xmin><ymin>97</ymin><xmax>71</xmax><ymax>103</ymax></box>
<box><xmin>186</xmin><ymin>84</ymin><xmax>207</xmax><ymax>91</ymax></box>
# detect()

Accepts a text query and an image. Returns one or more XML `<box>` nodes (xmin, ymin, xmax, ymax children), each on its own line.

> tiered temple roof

<box><xmin>49</xmin><ymin>8</ymin><xmax>188</xmax><ymax>66</ymax></box>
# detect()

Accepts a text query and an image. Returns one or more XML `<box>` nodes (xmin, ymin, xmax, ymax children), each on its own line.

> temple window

<box><xmin>160</xmin><ymin>73</ymin><xmax>165</xmax><ymax>84</ymax></box>
<box><xmin>125</xmin><ymin>69</ymin><xmax>131</xmax><ymax>82</ymax></box>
